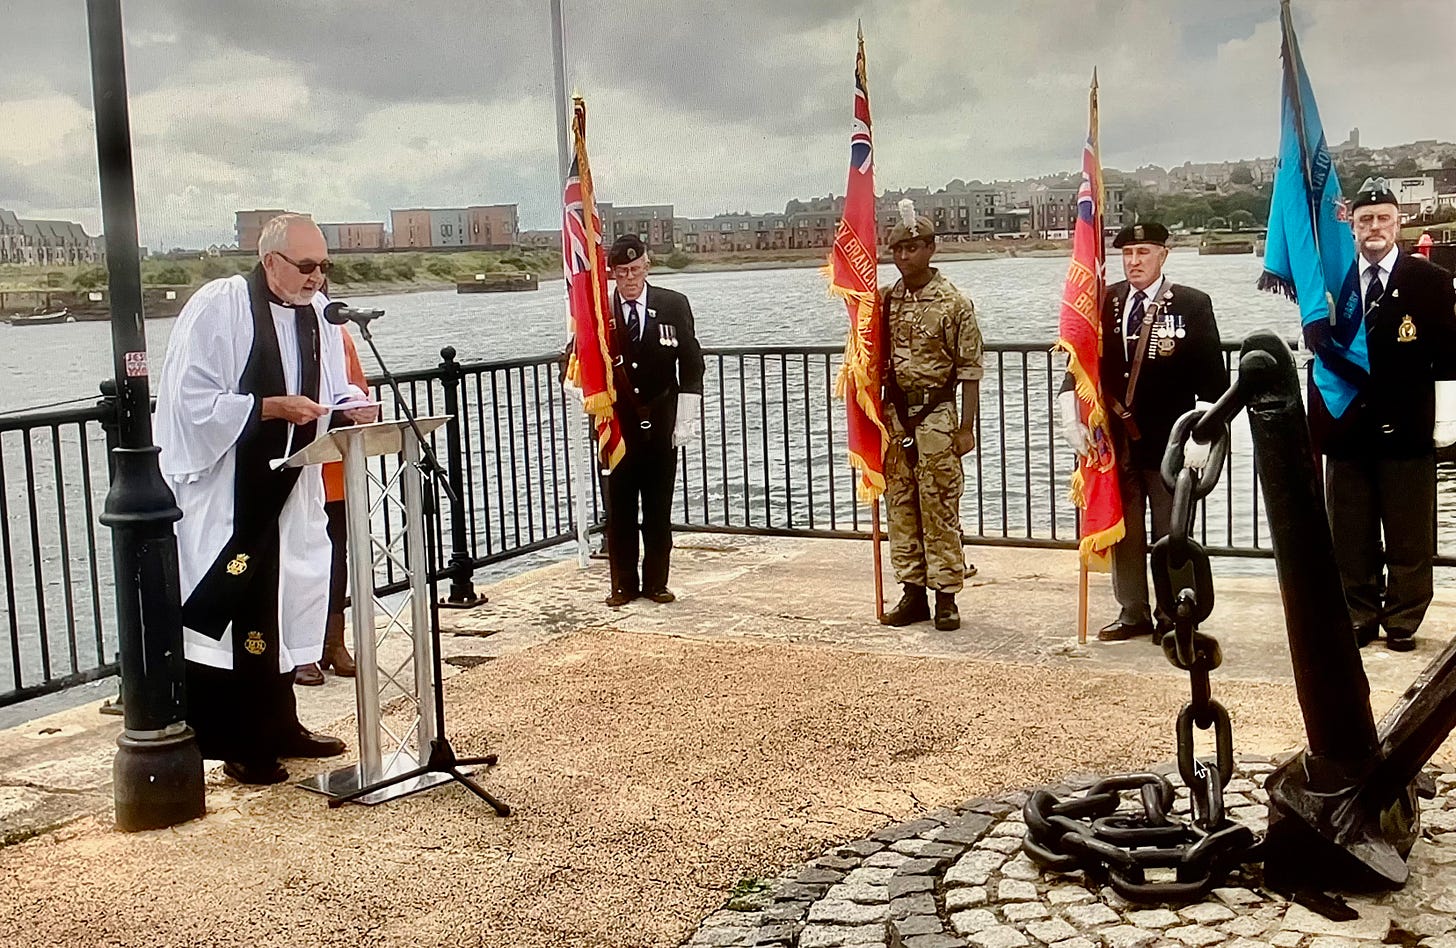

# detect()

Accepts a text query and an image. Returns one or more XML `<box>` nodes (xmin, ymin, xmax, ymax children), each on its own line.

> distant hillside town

<box><xmin>6</xmin><ymin>133</ymin><xmax>1454</xmax><ymax>264</ymax></box>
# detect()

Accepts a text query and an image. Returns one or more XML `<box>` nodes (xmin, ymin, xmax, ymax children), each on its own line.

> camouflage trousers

<box><xmin>884</xmin><ymin>401</ymin><xmax>967</xmax><ymax>593</ymax></box>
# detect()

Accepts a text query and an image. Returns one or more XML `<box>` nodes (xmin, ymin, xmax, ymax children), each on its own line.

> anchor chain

<box><xmin>1024</xmin><ymin>379</ymin><xmax>1263</xmax><ymax>902</ymax></box>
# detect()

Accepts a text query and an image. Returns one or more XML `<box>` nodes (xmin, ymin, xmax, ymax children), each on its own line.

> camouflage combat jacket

<box><xmin>880</xmin><ymin>270</ymin><xmax>984</xmax><ymax>395</ymax></box>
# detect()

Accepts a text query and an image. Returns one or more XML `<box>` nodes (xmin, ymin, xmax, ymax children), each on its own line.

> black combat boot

<box><xmin>880</xmin><ymin>584</ymin><xmax>930</xmax><ymax>626</ymax></box>
<box><xmin>934</xmin><ymin>591</ymin><xmax>960</xmax><ymax>631</ymax></box>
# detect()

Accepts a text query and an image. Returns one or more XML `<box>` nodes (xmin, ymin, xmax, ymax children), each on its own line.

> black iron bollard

<box><xmin>1238</xmin><ymin>331</ymin><xmax>1410</xmax><ymax>889</ymax></box>
<box><xmin>437</xmin><ymin>346</ymin><xmax>484</xmax><ymax>608</ymax></box>
<box><xmin>86</xmin><ymin>0</ymin><xmax>204</xmax><ymax>831</ymax></box>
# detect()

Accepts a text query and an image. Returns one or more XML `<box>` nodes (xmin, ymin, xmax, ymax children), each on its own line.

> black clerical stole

<box><xmin>181</xmin><ymin>265</ymin><xmax>321</xmax><ymax>677</ymax></box>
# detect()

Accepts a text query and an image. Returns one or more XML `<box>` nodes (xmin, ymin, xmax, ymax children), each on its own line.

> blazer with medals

<box><xmin>609</xmin><ymin>284</ymin><xmax>705</xmax><ymax>439</ymax></box>
<box><xmin>1308</xmin><ymin>252</ymin><xmax>1456</xmax><ymax>460</ymax></box>
<box><xmin>1097</xmin><ymin>280</ymin><xmax>1228</xmax><ymax>470</ymax></box>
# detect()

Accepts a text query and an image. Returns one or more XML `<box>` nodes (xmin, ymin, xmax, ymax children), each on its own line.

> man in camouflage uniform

<box><xmin>879</xmin><ymin>210</ymin><xmax>983</xmax><ymax>631</ymax></box>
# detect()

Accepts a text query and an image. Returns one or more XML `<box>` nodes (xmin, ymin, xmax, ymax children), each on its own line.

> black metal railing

<box><xmin>5</xmin><ymin>340</ymin><xmax>1456</xmax><ymax>707</ymax></box>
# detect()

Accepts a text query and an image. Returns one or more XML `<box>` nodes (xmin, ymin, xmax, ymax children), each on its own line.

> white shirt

<box><xmin>1360</xmin><ymin>245</ymin><xmax>1399</xmax><ymax>310</ymax></box>
<box><xmin>1121</xmin><ymin>275</ymin><xmax>1166</xmax><ymax>347</ymax></box>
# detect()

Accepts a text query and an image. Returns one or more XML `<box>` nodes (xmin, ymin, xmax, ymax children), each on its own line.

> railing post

<box><xmin>437</xmin><ymin>346</ymin><xmax>484</xmax><ymax>608</ymax></box>
<box><xmin>97</xmin><ymin>378</ymin><xmax>123</xmax><ymax>717</ymax></box>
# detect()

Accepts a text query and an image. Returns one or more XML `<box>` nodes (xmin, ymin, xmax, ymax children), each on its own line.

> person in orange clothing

<box><xmin>295</xmin><ymin>328</ymin><xmax>368</xmax><ymax>685</ymax></box>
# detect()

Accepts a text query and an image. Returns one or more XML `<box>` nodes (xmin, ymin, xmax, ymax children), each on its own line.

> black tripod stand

<box><xmin>323</xmin><ymin>308</ymin><xmax>510</xmax><ymax>815</ymax></box>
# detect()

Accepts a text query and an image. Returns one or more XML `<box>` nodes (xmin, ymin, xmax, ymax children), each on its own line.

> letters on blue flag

<box><xmin>1258</xmin><ymin>4</ymin><xmax>1367</xmax><ymax>419</ymax></box>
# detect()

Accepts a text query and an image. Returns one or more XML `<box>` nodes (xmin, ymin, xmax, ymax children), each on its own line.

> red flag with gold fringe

<box><xmin>828</xmin><ymin>26</ymin><xmax>887</xmax><ymax>503</ymax></box>
<box><xmin>562</xmin><ymin>96</ymin><xmax>625</xmax><ymax>471</ymax></box>
<box><xmin>1054</xmin><ymin>73</ymin><xmax>1124</xmax><ymax>567</ymax></box>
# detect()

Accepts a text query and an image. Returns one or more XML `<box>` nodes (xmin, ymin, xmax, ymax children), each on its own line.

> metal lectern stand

<box><xmin>286</xmin><ymin>418</ymin><xmax>456</xmax><ymax>805</ymax></box>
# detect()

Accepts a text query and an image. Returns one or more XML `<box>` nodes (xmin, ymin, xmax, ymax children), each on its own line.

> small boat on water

<box><xmin>8</xmin><ymin>308</ymin><xmax>73</xmax><ymax>326</ymax></box>
<box><xmin>1198</xmin><ymin>235</ymin><xmax>1255</xmax><ymax>256</ymax></box>
<box><xmin>457</xmin><ymin>271</ymin><xmax>538</xmax><ymax>293</ymax></box>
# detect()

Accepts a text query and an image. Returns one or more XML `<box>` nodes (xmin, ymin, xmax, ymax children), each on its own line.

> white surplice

<box><xmin>154</xmin><ymin>275</ymin><xmax>361</xmax><ymax>672</ymax></box>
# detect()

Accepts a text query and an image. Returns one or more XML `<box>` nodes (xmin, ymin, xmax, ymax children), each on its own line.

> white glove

<box><xmin>673</xmin><ymin>392</ymin><xmax>702</xmax><ymax>448</ymax></box>
<box><xmin>562</xmin><ymin>380</ymin><xmax>584</xmax><ymax>405</ymax></box>
<box><xmin>1436</xmin><ymin>381</ymin><xmax>1456</xmax><ymax>448</ymax></box>
<box><xmin>1183</xmin><ymin>401</ymin><xmax>1215</xmax><ymax>470</ymax></box>
<box><xmin>1057</xmin><ymin>390</ymin><xmax>1092</xmax><ymax>458</ymax></box>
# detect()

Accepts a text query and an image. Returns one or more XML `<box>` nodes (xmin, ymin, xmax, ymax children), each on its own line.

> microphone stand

<box><xmin>328</xmin><ymin>315</ymin><xmax>509</xmax><ymax>815</ymax></box>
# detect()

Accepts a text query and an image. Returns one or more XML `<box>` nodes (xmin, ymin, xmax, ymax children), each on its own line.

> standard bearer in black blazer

<box><xmin>1314</xmin><ymin>178</ymin><xmax>1456</xmax><ymax>652</ymax></box>
<box><xmin>1059</xmin><ymin>222</ymin><xmax>1227</xmax><ymax>642</ymax></box>
<box><xmin>601</xmin><ymin>235</ymin><xmax>705</xmax><ymax>606</ymax></box>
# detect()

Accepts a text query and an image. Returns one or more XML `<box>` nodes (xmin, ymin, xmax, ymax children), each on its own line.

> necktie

<box><xmin>1125</xmin><ymin>290</ymin><xmax>1147</xmax><ymax>362</ymax></box>
<box><xmin>626</xmin><ymin>300</ymin><xmax>641</xmax><ymax>346</ymax></box>
<box><xmin>1366</xmin><ymin>269</ymin><xmax>1384</xmax><ymax>317</ymax></box>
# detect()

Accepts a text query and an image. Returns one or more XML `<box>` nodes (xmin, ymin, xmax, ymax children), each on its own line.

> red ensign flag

<box><xmin>562</xmin><ymin>97</ymin><xmax>625</xmax><ymax>471</ymax></box>
<box><xmin>1054</xmin><ymin>73</ymin><xmax>1124</xmax><ymax>566</ymax></box>
<box><xmin>829</xmin><ymin>27</ymin><xmax>887</xmax><ymax>502</ymax></box>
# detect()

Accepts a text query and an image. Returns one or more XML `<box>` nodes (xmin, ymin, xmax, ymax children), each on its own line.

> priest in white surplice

<box><xmin>154</xmin><ymin>215</ymin><xmax>376</xmax><ymax>785</ymax></box>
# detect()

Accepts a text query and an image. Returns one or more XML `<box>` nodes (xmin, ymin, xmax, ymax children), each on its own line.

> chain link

<box><xmin>1023</xmin><ymin>391</ymin><xmax>1261</xmax><ymax>903</ymax></box>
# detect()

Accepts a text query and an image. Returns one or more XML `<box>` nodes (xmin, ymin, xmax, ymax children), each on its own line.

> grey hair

<box><xmin>257</xmin><ymin>213</ymin><xmax>316</xmax><ymax>256</ymax></box>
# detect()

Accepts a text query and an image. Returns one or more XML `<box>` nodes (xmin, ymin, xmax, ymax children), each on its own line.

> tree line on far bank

<box><xmin>1116</xmin><ymin>154</ymin><xmax>1456</xmax><ymax>232</ymax></box>
<box><xmin>44</xmin><ymin>248</ymin><xmax>563</xmax><ymax>291</ymax></box>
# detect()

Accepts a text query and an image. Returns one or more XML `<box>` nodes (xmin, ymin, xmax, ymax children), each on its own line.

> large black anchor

<box><xmin>1024</xmin><ymin>331</ymin><xmax>1456</xmax><ymax>902</ymax></box>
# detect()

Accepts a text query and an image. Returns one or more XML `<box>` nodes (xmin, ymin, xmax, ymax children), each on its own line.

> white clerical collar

<box><xmin>1363</xmin><ymin>245</ymin><xmax>1398</xmax><ymax>281</ymax></box>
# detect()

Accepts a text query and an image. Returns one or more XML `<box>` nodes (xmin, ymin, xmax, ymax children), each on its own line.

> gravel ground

<box><xmin>0</xmin><ymin>627</ymin><xmax>1329</xmax><ymax>948</ymax></box>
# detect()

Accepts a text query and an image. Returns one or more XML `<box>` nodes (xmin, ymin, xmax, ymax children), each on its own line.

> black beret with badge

<box><xmin>608</xmin><ymin>234</ymin><xmax>647</xmax><ymax>268</ymax></box>
<box><xmin>1112</xmin><ymin>221</ymin><xmax>1169</xmax><ymax>248</ymax></box>
<box><xmin>1350</xmin><ymin>176</ymin><xmax>1398</xmax><ymax>212</ymax></box>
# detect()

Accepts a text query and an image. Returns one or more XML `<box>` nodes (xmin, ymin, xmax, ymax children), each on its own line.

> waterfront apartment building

<box><xmin>390</xmin><ymin>205</ymin><xmax>517</xmax><ymax>250</ymax></box>
<box><xmin>235</xmin><ymin>209</ymin><xmax>309</xmax><ymax>252</ymax></box>
<box><xmin>1028</xmin><ymin>183</ymin><xmax>1126</xmax><ymax>237</ymax></box>
<box><xmin>599</xmin><ymin>204</ymin><xmax>675</xmax><ymax>253</ymax></box>
<box><xmin>318</xmin><ymin>222</ymin><xmax>386</xmax><ymax>250</ymax></box>
<box><xmin>0</xmin><ymin>208</ymin><xmax>103</xmax><ymax>265</ymax></box>
<box><xmin>676</xmin><ymin>213</ymin><xmax>791</xmax><ymax>253</ymax></box>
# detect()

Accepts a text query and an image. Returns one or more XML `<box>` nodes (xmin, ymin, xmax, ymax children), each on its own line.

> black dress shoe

<box><xmin>605</xmin><ymin>590</ymin><xmax>636</xmax><ymax>607</ymax></box>
<box><xmin>1353</xmin><ymin>625</ymin><xmax>1380</xmax><ymax>648</ymax></box>
<box><xmin>224</xmin><ymin>759</ymin><xmax>289</xmax><ymax>785</ymax></box>
<box><xmin>644</xmin><ymin>589</ymin><xmax>676</xmax><ymax>603</ymax></box>
<box><xmin>1097</xmin><ymin>619</ymin><xmax>1154</xmax><ymax>642</ymax></box>
<box><xmin>279</xmin><ymin>729</ymin><xmax>347</xmax><ymax>759</ymax></box>
<box><xmin>1386</xmin><ymin>634</ymin><xmax>1416</xmax><ymax>652</ymax></box>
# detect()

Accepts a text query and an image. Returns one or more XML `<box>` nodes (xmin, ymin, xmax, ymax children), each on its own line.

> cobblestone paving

<box><xmin>681</xmin><ymin>759</ymin><xmax>1456</xmax><ymax>948</ymax></box>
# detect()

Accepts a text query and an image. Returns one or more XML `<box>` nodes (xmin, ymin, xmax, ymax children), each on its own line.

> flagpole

<box><xmin>871</xmin><ymin>499</ymin><xmax>885</xmax><ymax>620</ymax></box>
<box><xmin>552</xmin><ymin>0</ymin><xmax>592</xmax><ymax>569</ymax></box>
<box><xmin>1077</xmin><ymin>560</ymin><xmax>1088</xmax><ymax>644</ymax></box>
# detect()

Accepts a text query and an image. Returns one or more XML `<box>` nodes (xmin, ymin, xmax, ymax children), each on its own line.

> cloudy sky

<box><xmin>4</xmin><ymin>0</ymin><xmax>1454</xmax><ymax>250</ymax></box>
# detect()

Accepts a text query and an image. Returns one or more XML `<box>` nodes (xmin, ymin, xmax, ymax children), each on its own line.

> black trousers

<box><xmin>1111</xmin><ymin>464</ymin><xmax>1174</xmax><ymax>626</ymax></box>
<box><xmin>1326</xmin><ymin>452</ymin><xmax>1436</xmax><ymax>639</ymax></box>
<box><xmin>606</xmin><ymin>433</ymin><xmax>677</xmax><ymax>595</ymax></box>
<box><xmin>186</xmin><ymin>662</ymin><xmax>300</xmax><ymax>764</ymax></box>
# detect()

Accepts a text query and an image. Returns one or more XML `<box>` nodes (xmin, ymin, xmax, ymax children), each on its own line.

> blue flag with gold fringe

<box><xmin>1258</xmin><ymin>0</ymin><xmax>1366</xmax><ymax>418</ymax></box>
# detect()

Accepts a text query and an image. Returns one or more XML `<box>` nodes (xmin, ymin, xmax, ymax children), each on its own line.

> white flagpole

<box><xmin>553</xmin><ymin>0</ymin><xmax>592</xmax><ymax>569</ymax></box>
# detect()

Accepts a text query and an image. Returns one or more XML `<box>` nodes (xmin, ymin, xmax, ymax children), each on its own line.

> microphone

<box><xmin>323</xmin><ymin>301</ymin><xmax>385</xmax><ymax>329</ymax></box>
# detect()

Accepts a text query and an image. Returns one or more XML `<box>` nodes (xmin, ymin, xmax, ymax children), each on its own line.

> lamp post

<box><xmin>85</xmin><ymin>0</ymin><xmax>204</xmax><ymax>831</ymax></box>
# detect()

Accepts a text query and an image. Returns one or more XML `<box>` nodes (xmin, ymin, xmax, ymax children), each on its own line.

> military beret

<box><xmin>1112</xmin><ymin>221</ymin><xmax>1169</xmax><ymax>248</ymax></box>
<box><xmin>608</xmin><ymin>234</ymin><xmax>647</xmax><ymax>267</ymax></box>
<box><xmin>1350</xmin><ymin>176</ymin><xmax>1398</xmax><ymax>212</ymax></box>
<box><xmin>887</xmin><ymin>215</ymin><xmax>936</xmax><ymax>248</ymax></box>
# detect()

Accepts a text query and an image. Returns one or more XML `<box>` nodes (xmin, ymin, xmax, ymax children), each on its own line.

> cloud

<box><xmin>2</xmin><ymin>0</ymin><xmax>1452</xmax><ymax>249</ymax></box>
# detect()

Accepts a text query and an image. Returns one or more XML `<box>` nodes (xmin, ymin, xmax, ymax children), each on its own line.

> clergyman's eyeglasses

<box><xmin>276</xmin><ymin>252</ymin><xmax>334</xmax><ymax>275</ymax></box>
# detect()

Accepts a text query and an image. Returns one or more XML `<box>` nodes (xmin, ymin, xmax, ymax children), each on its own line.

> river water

<box><xmin>0</xmin><ymin>250</ymin><xmax>1299</xmax><ymax>409</ymax></box>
